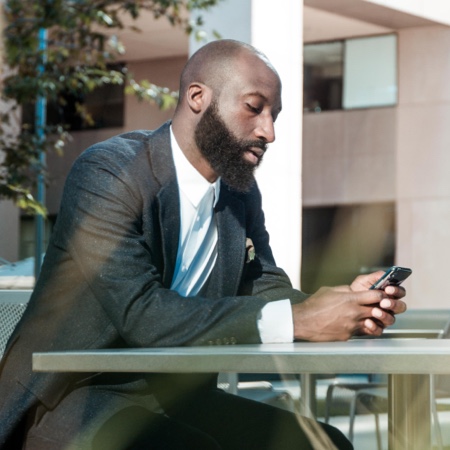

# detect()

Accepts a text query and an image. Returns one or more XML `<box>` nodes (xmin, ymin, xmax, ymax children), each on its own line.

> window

<box><xmin>343</xmin><ymin>35</ymin><xmax>397</xmax><ymax>109</ymax></box>
<box><xmin>301</xmin><ymin>203</ymin><xmax>395</xmax><ymax>293</ymax></box>
<box><xmin>304</xmin><ymin>34</ymin><xmax>397</xmax><ymax>113</ymax></box>
<box><xmin>304</xmin><ymin>41</ymin><xmax>343</xmax><ymax>112</ymax></box>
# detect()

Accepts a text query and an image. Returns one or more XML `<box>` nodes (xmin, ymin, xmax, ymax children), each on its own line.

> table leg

<box><xmin>388</xmin><ymin>374</ymin><xmax>431</xmax><ymax>450</ymax></box>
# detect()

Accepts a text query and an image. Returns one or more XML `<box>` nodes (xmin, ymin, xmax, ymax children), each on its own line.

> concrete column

<box><xmin>190</xmin><ymin>0</ymin><xmax>303</xmax><ymax>287</ymax></box>
<box><xmin>251</xmin><ymin>0</ymin><xmax>303</xmax><ymax>288</ymax></box>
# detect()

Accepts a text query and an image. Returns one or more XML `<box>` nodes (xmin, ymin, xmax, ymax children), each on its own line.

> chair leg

<box><xmin>348</xmin><ymin>392</ymin><xmax>358</xmax><ymax>442</ymax></box>
<box><xmin>432</xmin><ymin>401</ymin><xmax>443</xmax><ymax>450</ymax></box>
<box><xmin>374</xmin><ymin>413</ymin><xmax>383</xmax><ymax>450</ymax></box>
<box><xmin>324</xmin><ymin>384</ymin><xmax>335</xmax><ymax>424</ymax></box>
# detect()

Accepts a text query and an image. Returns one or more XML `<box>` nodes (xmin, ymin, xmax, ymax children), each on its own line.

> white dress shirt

<box><xmin>170</xmin><ymin>132</ymin><xmax>220</xmax><ymax>297</ymax></box>
<box><xmin>169</xmin><ymin>128</ymin><xmax>293</xmax><ymax>343</ymax></box>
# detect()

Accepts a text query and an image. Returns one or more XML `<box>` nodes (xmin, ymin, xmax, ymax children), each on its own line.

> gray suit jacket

<box><xmin>0</xmin><ymin>122</ymin><xmax>307</xmax><ymax>447</ymax></box>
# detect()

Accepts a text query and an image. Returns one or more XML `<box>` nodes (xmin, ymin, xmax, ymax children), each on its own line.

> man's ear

<box><xmin>186</xmin><ymin>82</ymin><xmax>211</xmax><ymax>114</ymax></box>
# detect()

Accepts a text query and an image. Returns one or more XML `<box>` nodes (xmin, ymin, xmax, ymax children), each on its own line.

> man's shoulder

<box><xmin>66</xmin><ymin>122</ymin><xmax>174</xmax><ymax>193</ymax></box>
<box><xmin>82</xmin><ymin>121</ymin><xmax>171</xmax><ymax>161</ymax></box>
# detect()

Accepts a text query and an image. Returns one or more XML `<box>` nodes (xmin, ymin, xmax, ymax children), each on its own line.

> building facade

<box><xmin>302</xmin><ymin>0</ymin><xmax>450</xmax><ymax>308</ymax></box>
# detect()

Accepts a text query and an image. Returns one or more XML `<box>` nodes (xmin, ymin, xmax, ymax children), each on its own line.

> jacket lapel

<box><xmin>157</xmin><ymin>183</ymin><xmax>180</xmax><ymax>287</ymax></box>
<box><xmin>147</xmin><ymin>122</ymin><xmax>180</xmax><ymax>288</ymax></box>
<box><xmin>210</xmin><ymin>185</ymin><xmax>246</xmax><ymax>297</ymax></box>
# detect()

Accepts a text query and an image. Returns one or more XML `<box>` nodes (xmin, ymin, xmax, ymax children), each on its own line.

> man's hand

<box><xmin>292</xmin><ymin>271</ymin><xmax>407</xmax><ymax>342</ymax></box>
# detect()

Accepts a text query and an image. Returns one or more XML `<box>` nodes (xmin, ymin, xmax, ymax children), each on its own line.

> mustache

<box><xmin>241</xmin><ymin>140</ymin><xmax>268</xmax><ymax>152</ymax></box>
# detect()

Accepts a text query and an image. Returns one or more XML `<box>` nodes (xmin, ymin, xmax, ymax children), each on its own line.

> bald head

<box><xmin>171</xmin><ymin>39</ymin><xmax>282</xmax><ymax>187</ymax></box>
<box><xmin>177</xmin><ymin>39</ymin><xmax>279</xmax><ymax>107</ymax></box>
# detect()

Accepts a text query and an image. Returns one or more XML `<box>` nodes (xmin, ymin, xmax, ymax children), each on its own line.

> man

<box><xmin>0</xmin><ymin>39</ymin><xmax>406</xmax><ymax>449</ymax></box>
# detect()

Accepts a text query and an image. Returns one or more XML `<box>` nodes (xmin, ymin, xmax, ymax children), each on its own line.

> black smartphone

<box><xmin>369</xmin><ymin>266</ymin><xmax>412</xmax><ymax>290</ymax></box>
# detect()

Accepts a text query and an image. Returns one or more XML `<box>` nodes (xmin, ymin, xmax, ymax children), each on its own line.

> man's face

<box><xmin>194</xmin><ymin>100</ymin><xmax>266</xmax><ymax>192</ymax></box>
<box><xmin>194</xmin><ymin>52</ymin><xmax>282</xmax><ymax>192</ymax></box>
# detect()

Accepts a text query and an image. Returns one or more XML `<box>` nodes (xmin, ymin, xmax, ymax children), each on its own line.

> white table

<box><xmin>33</xmin><ymin>339</ymin><xmax>450</xmax><ymax>450</ymax></box>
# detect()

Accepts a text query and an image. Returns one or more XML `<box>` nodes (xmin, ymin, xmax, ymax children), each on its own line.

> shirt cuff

<box><xmin>257</xmin><ymin>299</ymin><xmax>294</xmax><ymax>343</ymax></box>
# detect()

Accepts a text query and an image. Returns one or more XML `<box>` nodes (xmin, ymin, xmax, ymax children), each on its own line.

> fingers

<box><xmin>379</xmin><ymin>298</ymin><xmax>407</xmax><ymax>314</ymax></box>
<box><xmin>341</xmin><ymin>291</ymin><xmax>392</xmax><ymax>333</ymax></box>
<box><xmin>361</xmin><ymin>318</ymin><xmax>384</xmax><ymax>336</ymax></box>
<box><xmin>361</xmin><ymin>296</ymin><xmax>407</xmax><ymax>332</ymax></box>
<box><xmin>354</xmin><ymin>289</ymin><xmax>386</xmax><ymax>306</ymax></box>
<box><xmin>350</xmin><ymin>289</ymin><xmax>405</xmax><ymax>332</ymax></box>
<box><xmin>353</xmin><ymin>289</ymin><xmax>407</xmax><ymax>313</ymax></box>
<box><xmin>358</xmin><ymin>291</ymin><xmax>406</xmax><ymax>328</ymax></box>
<box><xmin>370</xmin><ymin>305</ymin><xmax>395</xmax><ymax>327</ymax></box>
<box><xmin>351</xmin><ymin>272</ymin><xmax>409</xmax><ymax>298</ymax></box>
<box><xmin>384</xmin><ymin>285</ymin><xmax>406</xmax><ymax>299</ymax></box>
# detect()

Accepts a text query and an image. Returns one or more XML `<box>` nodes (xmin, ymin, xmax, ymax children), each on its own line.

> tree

<box><xmin>0</xmin><ymin>0</ymin><xmax>221</xmax><ymax>214</ymax></box>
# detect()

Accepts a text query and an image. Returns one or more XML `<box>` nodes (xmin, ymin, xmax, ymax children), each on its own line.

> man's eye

<box><xmin>247</xmin><ymin>104</ymin><xmax>261</xmax><ymax>114</ymax></box>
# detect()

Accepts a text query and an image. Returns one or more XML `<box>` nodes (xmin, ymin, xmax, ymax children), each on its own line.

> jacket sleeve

<box><xmin>236</xmin><ymin>183</ymin><xmax>309</xmax><ymax>306</ymax></box>
<box><xmin>49</xmin><ymin>140</ymin><xmax>280</xmax><ymax>347</ymax></box>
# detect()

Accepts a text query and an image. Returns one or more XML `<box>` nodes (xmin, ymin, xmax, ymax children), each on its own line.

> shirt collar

<box><xmin>170</xmin><ymin>126</ymin><xmax>220</xmax><ymax>208</ymax></box>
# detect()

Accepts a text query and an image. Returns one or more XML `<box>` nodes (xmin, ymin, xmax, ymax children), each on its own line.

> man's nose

<box><xmin>255</xmin><ymin>115</ymin><xmax>275</xmax><ymax>143</ymax></box>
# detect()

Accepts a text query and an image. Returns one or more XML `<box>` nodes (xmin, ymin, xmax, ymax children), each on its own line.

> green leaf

<box><xmin>1</xmin><ymin>0</ymin><xmax>219</xmax><ymax>212</ymax></box>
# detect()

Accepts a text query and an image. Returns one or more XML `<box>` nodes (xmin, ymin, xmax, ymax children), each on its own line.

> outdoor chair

<box><xmin>0</xmin><ymin>290</ymin><xmax>32</xmax><ymax>358</ymax></box>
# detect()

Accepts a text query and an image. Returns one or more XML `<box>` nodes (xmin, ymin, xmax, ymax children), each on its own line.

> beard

<box><xmin>194</xmin><ymin>101</ymin><xmax>267</xmax><ymax>192</ymax></box>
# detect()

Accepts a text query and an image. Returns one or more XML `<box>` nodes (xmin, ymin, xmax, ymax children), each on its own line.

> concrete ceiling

<box><xmin>116</xmin><ymin>2</ymin><xmax>440</xmax><ymax>61</ymax></box>
<box><xmin>304</xmin><ymin>0</ymin><xmax>441</xmax><ymax>29</ymax></box>
<box><xmin>303</xmin><ymin>5</ymin><xmax>392</xmax><ymax>43</ymax></box>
